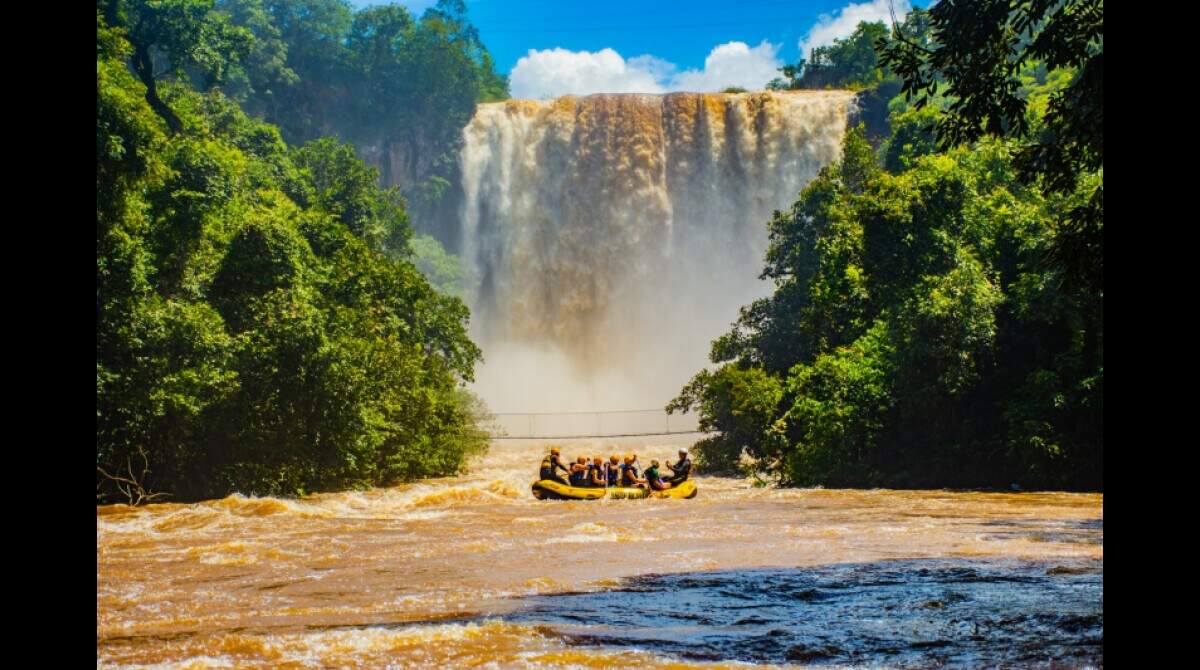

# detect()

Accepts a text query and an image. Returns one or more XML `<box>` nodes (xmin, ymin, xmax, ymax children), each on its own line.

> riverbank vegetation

<box><xmin>97</xmin><ymin>0</ymin><xmax>493</xmax><ymax>504</ymax></box>
<box><xmin>212</xmin><ymin>0</ymin><xmax>497</xmax><ymax>303</ymax></box>
<box><xmin>216</xmin><ymin>0</ymin><xmax>506</xmax><ymax>211</ymax></box>
<box><xmin>670</xmin><ymin>2</ymin><xmax>1102</xmax><ymax>490</ymax></box>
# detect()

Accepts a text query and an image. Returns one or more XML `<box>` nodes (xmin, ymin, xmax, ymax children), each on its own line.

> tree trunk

<box><xmin>132</xmin><ymin>44</ymin><xmax>182</xmax><ymax>134</ymax></box>
<box><xmin>407</xmin><ymin>130</ymin><xmax>422</xmax><ymax>187</ymax></box>
<box><xmin>380</xmin><ymin>138</ymin><xmax>394</xmax><ymax>187</ymax></box>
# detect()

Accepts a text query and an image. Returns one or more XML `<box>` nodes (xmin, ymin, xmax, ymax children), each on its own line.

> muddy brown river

<box><xmin>97</xmin><ymin>438</ymin><xmax>1103</xmax><ymax>668</ymax></box>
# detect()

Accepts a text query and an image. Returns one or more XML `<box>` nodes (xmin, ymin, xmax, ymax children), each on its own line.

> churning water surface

<box><xmin>98</xmin><ymin>438</ymin><xmax>1102</xmax><ymax>668</ymax></box>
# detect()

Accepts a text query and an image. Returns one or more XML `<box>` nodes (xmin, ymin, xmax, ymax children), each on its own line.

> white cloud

<box><xmin>509</xmin><ymin>47</ymin><xmax>665</xmax><ymax>98</ymax></box>
<box><xmin>509</xmin><ymin>41</ymin><xmax>785</xmax><ymax>99</ymax></box>
<box><xmin>670</xmin><ymin>41</ymin><xmax>784</xmax><ymax>92</ymax></box>
<box><xmin>799</xmin><ymin>0</ymin><xmax>911</xmax><ymax>59</ymax></box>
<box><xmin>627</xmin><ymin>55</ymin><xmax>678</xmax><ymax>83</ymax></box>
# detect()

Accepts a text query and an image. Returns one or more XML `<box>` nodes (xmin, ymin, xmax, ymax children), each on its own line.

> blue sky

<box><xmin>350</xmin><ymin>0</ymin><xmax>929</xmax><ymax>98</ymax></box>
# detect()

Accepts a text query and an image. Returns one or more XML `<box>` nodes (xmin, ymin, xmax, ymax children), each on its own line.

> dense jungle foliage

<box><xmin>768</xmin><ymin>10</ymin><xmax>931</xmax><ymax>91</ymax></box>
<box><xmin>671</xmin><ymin>1</ymin><xmax>1102</xmax><ymax>491</ymax></box>
<box><xmin>216</xmin><ymin>0</ymin><xmax>507</xmax><ymax>215</ymax></box>
<box><xmin>97</xmin><ymin>0</ymin><xmax>490</xmax><ymax>504</ymax></box>
<box><xmin>209</xmin><ymin>0</ymin><xmax>501</xmax><ymax>291</ymax></box>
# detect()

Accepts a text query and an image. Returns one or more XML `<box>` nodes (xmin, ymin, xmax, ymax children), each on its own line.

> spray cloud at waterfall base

<box><xmin>458</xmin><ymin>91</ymin><xmax>854</xmax><ymax>415</ymax></box>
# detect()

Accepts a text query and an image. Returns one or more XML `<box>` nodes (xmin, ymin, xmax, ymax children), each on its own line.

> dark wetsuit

<box><xmin>539</xmin><ymin>454</ymin><xmax>570</xmax><ymax>485</ymax></box>
<box><xmin>667</xmin><ymin>457</ymin><xmax>692</xmax><ymax>485</ymax></box>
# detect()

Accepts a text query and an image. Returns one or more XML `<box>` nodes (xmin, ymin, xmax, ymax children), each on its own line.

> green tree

<box><xmin>222</xmin><ymin>0</ymin><xmax>354</xmax><ymax>142</ymax></box>
<box><xmin>215</xmin><ymin>0</ymin><xmax>509</xmax><ymax>229</ymax></box>
<box><xmin>782</xmin><ymin>320</ymin><xmax>894</xmax><ymax>486</ymax></box>
<box><xmin>101</xmin><ymin>0</ymin><xmax>251</xmax><ymax>132</ymax></box>
<box><xmin>291</xmin><ymin>137</ymin><xmax>410</xmax><ymax>252</ymax></box>
<box><xmin>803</xmin><ymin>21</ymin><xmax>890</xmax><ymax>89</ymax></box>
<box><xmin>667</xmin><ymin>366</ymin><xmax>787</xmax><ymax>475</ymax></box>
<box><xmin>767</xmin><ymin>11</ymin><xmax>931</xmax><ymax>91</ymax></box>
<box><xmin>882</xmin><ymin>105</ymin><xmax>939</xmax><ymax>173</ymax></box>
<box><xmin>344</xmin><ymin>1</ymin><xmax>505</xmax><ymax>196</ymax></box>
<box><xmin>673</xmin><ymin>119</ymin><xmax>1101</xmax><ymax>490</ymax></box>
<box><xmin>878</xmin><ymin>0</ymin><xmax>1102</xmax><ymax>289</ymax></box>
<box><xmin>98</xmin><ymin>11</ymin><xmax>487</xmax><ymax>504</ymax></box>
<box><xmin>213</xmin><ymin>0</ymin><xmax>301</xmax><ymax>122</ymax></box>
<box><xmin>410</xmin><ymin>234</ymin><xmax>467</xmax><ymax>298</ymax></box>
<box><xmin>709</xmin><ymin>125</ymin><xmax>876</xmax><ymax>373</ymax></box>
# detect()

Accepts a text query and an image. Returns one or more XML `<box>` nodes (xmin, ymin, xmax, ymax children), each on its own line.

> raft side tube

<box><xmin>648</xmin><ymin>480</ymin><xmax>698</xmax><ymax>499</ymax></box>
<box><xmin>531</xmin><ymin>480</ymin><xmax>698</xmax><ymax>500</ymax></box>
<box><xmin>531</xmin><ymin>480</ymin><xmax>608</xmax><ymax>500</ymax></box>
<box><xmin>606</xmin><ymin>486</ymin><xmax>648</xmax><ymax>500</ymax></box>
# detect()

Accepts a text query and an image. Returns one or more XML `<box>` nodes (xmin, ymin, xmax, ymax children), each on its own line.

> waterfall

<box><xmin>458</xmin><ymin>91</ymin><xmax>854</xmax><ymax>413</ymax></box>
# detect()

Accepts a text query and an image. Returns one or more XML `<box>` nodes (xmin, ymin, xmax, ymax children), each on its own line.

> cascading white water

<box><xmin>459</xmin><ymin>91</ymin><xmax>854</xmax><ymax>414</ymax></box>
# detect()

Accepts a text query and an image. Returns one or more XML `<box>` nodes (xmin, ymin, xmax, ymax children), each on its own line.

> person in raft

<box><xmin>621</xmin><ymin>454</ymin><xmax>647</xmax><ymax>488</ymax></box>
<box><xmin>539</xmin><ymin>447</ymin><xmax>571</xmax><ymax>485</ymax></box>
<box><xmin>606</xmin><ymin>454</ymin><xmax>622</xmax><ymax>487</ymax></box>
<box><xmin>645</xmin><ymin>459</ymin><xmax>672</xmax><ymax>490</ymax></box>
<box><xmin>665</xmin><ymin>448</ymin><xmax>692</xmax><ymax>485</ymax></box>
<box><xmin>568</xmin><ymin>456</ymin><xmax>590</xmax><ymax>487</ymax></box>
<box><xmin>588</xmin><ymin>456</ymin><xmax>608</xmax><ymax>488</ymax></box>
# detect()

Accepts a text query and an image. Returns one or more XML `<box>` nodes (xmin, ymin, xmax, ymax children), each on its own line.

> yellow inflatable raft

<box><xmin>531</xmin><ymin>479</ymin><xmax>698</xmax><ymax>500</ymax></box>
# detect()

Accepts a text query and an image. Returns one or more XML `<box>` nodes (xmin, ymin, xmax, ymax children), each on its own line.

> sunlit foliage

<box><xmin>98</xmin><ymin>7</ymin><xmax>488</xmax><ymax>503</ymax></box>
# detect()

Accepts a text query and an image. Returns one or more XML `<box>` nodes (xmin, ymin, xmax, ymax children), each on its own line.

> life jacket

<box><xmin>621</xmin><ymin>464</ymin><xmax>640</xmax><ymax>485</ymax></box>
<box><xmin>569</xmin><ymin>465</ymin><xmax>588</xmax><ymax>487</ymax></box>
<box><xmin>646</xmin><ymin>466</ymin><xmax>666</xmax><ymax>490</ymax></box>
<box><xmin>539</xmin><ymin>456</ymin><xmax>555</xmax><ymax>481</ymax></box>
<box><xmin>589</xmin><ymin>464</ymin><xmax>606</xmax><ymax>487</ymax></box>
<box><xmin>606</xmin><ymin>463</ymin><xmax>620</xmax><ymax>486</ymax></box>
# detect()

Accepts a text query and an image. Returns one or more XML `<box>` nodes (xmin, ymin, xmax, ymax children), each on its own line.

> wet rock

<box><xmin>785</xmin><ymin>643</ymin><xmax>840</xmax><ymax>662</ymax></box>
<box><xmin>1046</xmin><ymin>565</ymin><xmax>1097</xmax><ymax>575</ymax></box>
<box><xmin>1055</xmin><ymin>614</ymin><xmax>1103</xmax><ymax>633</ymax></box>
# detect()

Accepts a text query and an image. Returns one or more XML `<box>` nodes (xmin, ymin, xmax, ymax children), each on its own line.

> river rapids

<box><xmin>98</xmin><ymin>438</ymin><xmax>1102</xmax><ymax>668</ymax></box>
<box><xmin>98</xmin><ymin>90</ymin><xmax>1101</xmax><ymax>670</ymax></box>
